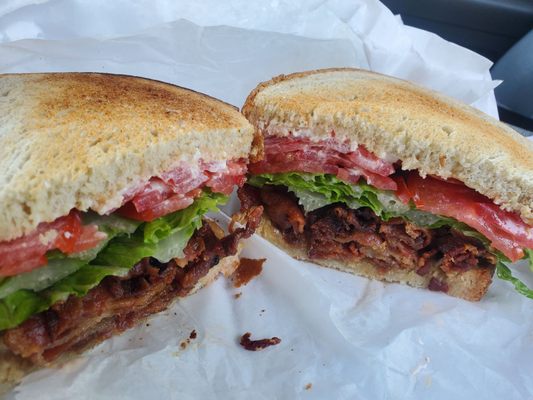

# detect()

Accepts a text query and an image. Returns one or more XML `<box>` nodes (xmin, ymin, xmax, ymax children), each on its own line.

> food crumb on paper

<box><xmin>231</xmin><ymin>258</ymin><xmax>266</xmax><ymax>287</ymax></box>
<box><xmin>239</xmin><ymin>332</ymin><xmax>281</xmax><ymax>351</ymax></box>
<box><xmin>179</xmin><ymin>329</ymin><xmax>198</xmax><ymax>350</ymax></box>
<box><xmin>304</xmin><ymin>383</ymin><xmax>313</xmax><ymax>391</ymax></box>
<box><xmin>234</xmin><ymin>292</ymin><xmax>242</xmax><ymax>299</ymax></box>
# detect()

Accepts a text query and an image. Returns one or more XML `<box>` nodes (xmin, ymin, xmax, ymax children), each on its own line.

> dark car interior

<box><xmin>382</xmin><ymin>0</ymin><xmax>533</xmax><ymax>136</ymax></box>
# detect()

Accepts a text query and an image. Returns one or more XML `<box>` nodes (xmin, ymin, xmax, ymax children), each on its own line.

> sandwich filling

<box><xmin>0</xmin><ymin>159</ymin><xmax>260</xmax><ymax>362</ymax></box>
<box><xmin>245</xmin><ymin>133</ymin><xmax>533</xmax><ymax>299</ymax></box>
<box><xmin>3</xmin><ymin>210</ymin><xmax>262</xmax><ymax>365</ymax></box>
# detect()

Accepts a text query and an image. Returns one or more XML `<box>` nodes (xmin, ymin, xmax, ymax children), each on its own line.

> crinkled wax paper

<box><xmin>0</xmin><ymin>1</ymin><xmax>531</xmax><ymax>399</ymax></box>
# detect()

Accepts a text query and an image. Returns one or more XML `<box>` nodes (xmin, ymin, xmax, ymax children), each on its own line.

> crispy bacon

<box><xmin>241</xmin><ymin>184</ymin><xmax>496</xmax><ymax>293</ymax></box>
<box><xmin>259</xmin><ymin>186</ymin><xmax>305</xmax><ymax>242</ymax></box>
<box><xmin>239</xmin><ymin>332</ymin><xmax>281</xmax><ymax>351</ymax></box>
<box><xmin>231</xmin><ymin>258</ymin><xmax>266</xmax><ymax>288</ymax></box>
<box><xmin>428</xmin><ymin>277</ymin><xmax>449</xmax><ymax>293</ymax></box>
<box><xmin>3</xmin><ymin>206</ymin><xmax>262</xmax><ymax>365</ymax></box>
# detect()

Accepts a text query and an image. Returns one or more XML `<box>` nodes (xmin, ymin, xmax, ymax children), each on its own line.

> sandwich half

<box><xmin>0</xmin><ymin>73</ymin><xmax>262</xmax><ymax>388</ymax></box>
<box><xmin>240</xmin><ymin>68</ymin><xmax>533</xmax><ymax>301</ymax></box>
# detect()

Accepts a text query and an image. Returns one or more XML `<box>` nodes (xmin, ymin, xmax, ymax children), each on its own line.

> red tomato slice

<box><xmin>397</xmin><ymin>172</ymin><xmax>533</xmax><ymax>261</ymax></box>
<box><xmin>53</xmin><ymin>211</ymin><xmax>83</xmax><ymax>254</ymax></box>
<box><xmin>207</xmin><ymin>173</ymin><xmax>246</xmax><ymax>195</ymax></box>
<box><xmin>161</xmin><ymin>166</ymin><xmax>208</xmax><ymax>194</ymax></box>
<box><xmin>252</xmin><ymin>135</ymin><xmax>398</xmax><ymax>190</ymax></box>
<box><xmin>394</xmin><ymin>175</ymin><xmax>413</xmax><ymax>204</ymax></box>
<box><xmin>363</xmin><ymin>170</ymin><xmax>398</xmax><ymax>191</ymax></box>
<box><xmin>123</xmin><ymin>159</ymin><xmax>247</xmax><ymax>219</ymax></box>
<box><xmin>118</xmin><ymin>193</ymin><xmax>196</xmax><ymax>222</ymax></box>
<box><xmin>0</xmin><ymin>211</ymin><xmax>106</xmax><ymax>277</ymax></box>
<box><xmin>131</xmin><ymin>180</ymin><xmax>173</xmax><ymax>213</ymax></box>
<box><xmin>0</xmin><ymin>255</ymin><xmax>48</xmax><ymax>277</ymax></box>
<box><xmin>345</xmin><ymin>145</ymin><xmax>395</xmax><ymax>176</ymax></box>
<box><xmin>336</xmin><ymin>167</ymin><xmax>362</xmax><ymax>184</ymax></box>
<box><xmin>72</xmin><ymin>225</ymin><xmax>108</xmax><ymax>253</ymax></box>
<box><xmin>0</xmin><ymin>230</ymin><xmax>49</xmax><ymax>276</ymax></box>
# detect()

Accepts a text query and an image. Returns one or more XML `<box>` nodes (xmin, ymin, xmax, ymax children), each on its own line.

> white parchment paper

<box><xmin>0</xmin><ymin>2</ymin><xmax>531</xmax><ymax>399</ymax></box>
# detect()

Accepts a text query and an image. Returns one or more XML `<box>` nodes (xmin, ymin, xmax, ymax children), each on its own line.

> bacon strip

<box><xmin>239</xmin><ymin>184</ymin><xmax>496</xmax><ymax>296</ymax></box>
<box><xmin>3</xmin><ymin>206</ymin><xmax>262</xmax><ymax>365</ymax></box>
<box><xmin>239</xmin><ymin>332</ymin><xmax>281</xmax><ymax>351</ymax></box>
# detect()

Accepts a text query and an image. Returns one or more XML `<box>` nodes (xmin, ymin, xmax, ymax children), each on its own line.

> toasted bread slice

<box><xmin>0</xmin><ymin>73</ymin><xmax>256</xmax><ymax>242</ymax></box>
<box><xmin>243</xmin><ymin>68</ymin><xmax>533</xmax><ymax>225</ymax></box>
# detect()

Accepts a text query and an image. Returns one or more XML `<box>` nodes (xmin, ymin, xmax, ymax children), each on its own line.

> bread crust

<box><xmin>257</xmin><ymin>216</ymin><xmax>493</xmax><ymax>302</ymax></box>
<box><xmin>0</xmin><ymin>72</ymin><xmax>255</xmax><ymax>241</ymax></box>
<box><xmin>242</xmin><ymin>68</ymin><xmax>533</xmax><ymax>225</ymax></box>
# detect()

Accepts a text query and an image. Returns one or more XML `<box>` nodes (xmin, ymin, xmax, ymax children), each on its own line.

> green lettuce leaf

<box><xmin>0</xmin><ymin>191</ymin><xmax>228</xmax><ymax>331</ymax></box>
<box><xmin>0</xmin><ymin>265</ymin><xmax>129</xmax><ymax>331</ymax></box>
<box><xmin>143</xmin><ymin>191</ymin><xmax>227</xmax><ymax>244</ymax></box>
<box><xmin>47</xmin><ymin>265</ymin><xmax>130</xmax><ymax>304</ymax></box>
<box><xmin>0</xmin><ymin>257</ymin><xmax>87</xmax><ymax>300</ymax></box>
<box><xmin>93</xmin><ymin>233</ymin><xmax>155</xmax><ymax>269</ymax></box>
<box><xmin>95</xmin><ymin>191</ymin><xmax>227</xmax><ymax>267</ymax></box>
<box><xmin>0</xmin><ymin>214</ymin><xmax>140</xmax><ymax>300</ymax></box>
<box><xmin>248</xmin><ymin>173</ymin><xmax>407</xmax><ymax>219</ymax></box>
<box><xmin>525</xmin><ymin>249</ymin><xmax>533</xmax><ymax>273</ymax></box>
<box><xmin>82</xmin><ymin>212</ymin><xmax>142</xmax><ymax>237</ymax></box>
<box><xmin>409</xmin><ymin>213</ymin><xmax>491</xmax><ymax>247</ymax></box>
<box><xmin>0</xmin><ymin>290</ymin><xmax>46</xmax><ymax>333</ymax></box>
<box><xmin>496</xmin><ymin>258</ymin><xmax>533</xmax><ymax>299</ymax></box>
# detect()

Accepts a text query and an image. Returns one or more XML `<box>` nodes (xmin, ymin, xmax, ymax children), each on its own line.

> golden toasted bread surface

<box><xmin>0</xmin><ymin>73</ymin><xmax>254</xmax><ymax>241</ymax></box>
<box><xmin>243</xmin><ymin>68</ymin><xmax>533</xmax><ymax>225</ymax></box>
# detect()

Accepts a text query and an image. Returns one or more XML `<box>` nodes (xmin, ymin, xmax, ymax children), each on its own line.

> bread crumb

<box><xmin>305</xmin><ymin>383</ymin><xmax>312</xmax><ymax>391</ymax></box>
